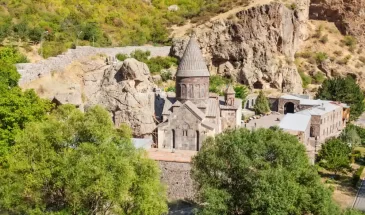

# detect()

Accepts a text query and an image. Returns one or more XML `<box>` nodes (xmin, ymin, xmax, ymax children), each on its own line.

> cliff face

<box><xmin>22</xmin><ymin>57</ymin><xmax>157</xmax><ymax>138</ymax></box>
<box><xmin>310</xmin><ymin>0</ymin><xmax>365</xmax><ymax>43</ymax></box>
<box><xmin>171</xmin><ymin>1</ymin><xmax>310</xmax><ymax>94</ymax></box>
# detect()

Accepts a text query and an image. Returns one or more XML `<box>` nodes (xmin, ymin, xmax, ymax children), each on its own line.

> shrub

<box><xmin>147</xmin><ymin>56</ymin><xmax>177</xmax><ymax>74</ymax></box>
<box><xmin>295</xmin><ymin>51</ymin><xmax>313</xmax><ymax>59</ymax></box>
<box><xmin>342</xmin><ymin>35</ymin><xmax>357</xmax><ymax>47</ymax></box>
<box><xmin>337</xmin><ymin>55</ymin><xmax>352</xmax><ymax>65</ymax></box>
<box><xmin>166</xmin><ymin>86</ymin><xmax>175</xmax><ymax>92</ymax></box>
<box><xmin>333</xmin><ymin>50</ymin><xmax>343</xmax><ymax>56</ymax></box>
<box><xmin>313</xmin><ymin>25</ymin><xmax>324</xmax><ymax>38</ymax></box>
<box><xmin>116</xmin><ymin>53</ymin><xmax>128</xmax><ymax>61</ymax></box>
<box><xmin>320</xmin><ymin>34</ymin><xmax>329</xmax><ymax>44</ymax></box>
<box><xmin>299</xmin><ymin>70</ymin><xmax>312</xmax><ymax>88</ymax></box>
<box><xmin>130</xmin><ymin>50</ymin><xmax>151</xmax><ymax>62</ymax></box>
<box><xmin>313</xmin><ymin>72</ymin><xmax>326</xmax><ymax>84</ymax></box>
<box><xmin>353</xmin><ymin>166</ymin><xmax>364</xmax><ymax>187</ymax></box>
<box><xmin>315</xmin><ymin>52</ymin><xmax>328</xmax><ymax>64</ymax></box>
<box><xmin>160</xmin><ymin>70</ymin><xmax>172</xmax><ymax>82</ymax></box>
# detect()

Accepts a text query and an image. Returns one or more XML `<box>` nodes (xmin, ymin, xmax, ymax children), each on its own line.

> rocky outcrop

<box><xmin>171</xmin><ymin>1</ymin><xmax>309</xmax><ymax>94</ymax></box>
<box><xmin>309</xmin><ymin>0</ymin><xmax>365</xmax><ymax>43</ymax></box>
<box><xmin>16</xmin><ymin>46</ymin><xmax>170</xmax><ymax>85</ymax></box>
<box><xmin>83</xmin><ymin>58</ymin><xmax>156</xmax><ymax>137</ymax></box>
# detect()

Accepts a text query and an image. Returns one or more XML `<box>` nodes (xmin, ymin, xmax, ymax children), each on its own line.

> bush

<box><xmin>209</xmin><ymin>75</ymin><xmax>231</xmax><ymax>94</ymax></box>
<box><xmin>295</xmin><ymin>51</ymin><xmax>313</xmax><ymax>59</ymax></box>
<box><xmin>160</xmin><ymin>70</ymin><xmax>172</xmax><ymax>82</ymax></box>
<box><xmin>342</xmin><ymin>36</ymin><xmax>357</xmax><ymax>47</ymax></box>
<box><xmin>147</xmin><ymin>56</ymin><xmax>177</xmax><ymax>74</ymax></box>
<box><xmin>353</xmin><ymin>166</ymin><xmax>364</xmax><ymax>187</ymax></box>
<box><xmin>333</xmin><ymin>50</ymin><xmax>343</xmax><ymax>56</ymax></box>
<box><xmin>337</xmin><ymin>55</ymin><xmax>352</xmax><ymax>65</ymax></box>
<box><xmin>313</xmin><ymin>72</ymin><xmax>326</xmax><ymax>84</ymax></box>
<box><xmin>315</xmin><ymin>52</ymin><xmax>328</xmax><ymax>64</ymax></box>
<box><xmin>299</xmin><ymin>70</ymin><xmax>312</xmax><ymax>88</ymax></box>
<box><xmin>254</xmin><ymin>91</ymin><xmax>270</xmax><ymax>114</ymax></box>
<box><xmin>130</xmin><ymin>49</ymin><xmax>151</xmax><ymax>62</ymax></box>
<box><xmin>116</xmin><ymin>53</ymin><xmax>128</xmax><ymax>61</ymax></box>
<box><xmin>166</xmin><ymin>86</ymin><xmax>175</xmax><ymax>92</ymax></box>
<box><xmin>320</xmin><ymin>34</ymin><xmax>329</xmax><ymax>44</ymax></box>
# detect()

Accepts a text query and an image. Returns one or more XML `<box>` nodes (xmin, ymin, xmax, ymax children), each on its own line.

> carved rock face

<box><xmin>171</xmin><ymin>2</ymin><xmax>310</xmax><ymax>94</ymax></box>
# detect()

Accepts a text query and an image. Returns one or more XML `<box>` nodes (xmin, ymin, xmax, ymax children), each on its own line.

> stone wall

<box><xmin>159</xmin><ymin>161</ymin><xmax>195</xmax><ymax>201</ymax></box>
<box><xmin>16</xmin><ymin>46</ymin><xmax>171</xmax><ymax>85</ymax></box>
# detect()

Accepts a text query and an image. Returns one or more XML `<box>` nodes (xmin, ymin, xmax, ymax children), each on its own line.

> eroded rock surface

<box><xmin>310</xmin><ymin>0</ymin><xmax>365</xmax><ymax>43</ymax></box>
<box><xmin>171</xmin><ymin>1</ymin><xmax>310</xmax><ymax>93</ymax></box>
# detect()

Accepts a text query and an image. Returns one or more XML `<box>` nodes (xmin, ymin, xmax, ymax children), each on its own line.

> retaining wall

<box><xmin>16</xmin><ymin>46</ymin><xmax>171</xmax><ymax>85</ymax></box>
<box><xmin>159</xmin><ymin>161</ymin><xmax>195</xmax><ymax>201</ymax></box>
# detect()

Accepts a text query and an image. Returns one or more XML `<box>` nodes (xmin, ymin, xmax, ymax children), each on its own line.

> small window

<box><xmin>183</xmin><ymin>130</ymin><xmax>188</xmax><ymax>136</ymax></box>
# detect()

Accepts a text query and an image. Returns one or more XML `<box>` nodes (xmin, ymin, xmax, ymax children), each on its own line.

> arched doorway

<box><xmin>284</xmin><ymin>102</ymin><xmax>295</xmax><ymax>114</ymax></box>
<box><xmin>310</xmin><ymin>126</ymin><xmax>314</xmax><ymax>137</ymax></box>
<box><xmin>172</xmin><ymin>129</ymin><xmax>176</xmax><ymax>149</ymax></box>
<box><xmin>196</xmin><ymin>131</ymin><xmax>200</xmax><ymax>151</ymax></box>
<box><xmin>253</xmin><ymin>81</ymin><xmax>263</xmax><ymax>89</ymax></box>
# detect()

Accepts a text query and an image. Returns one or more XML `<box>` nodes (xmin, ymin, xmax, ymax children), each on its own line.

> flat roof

<box><xmin>147</xmin><ymin>148</ymin><xmax>197</xmax><ymax>163</ymax></box>
<box><xmin>279</xmin><ymin>113</ymin><xmax>311</xmax><ymax>132</ymax></box>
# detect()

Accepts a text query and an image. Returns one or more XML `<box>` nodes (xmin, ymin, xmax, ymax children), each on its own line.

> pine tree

<box><xmin>254</xmin><ymin>91</ymin><xmax>270</xmax><ymax>114</ymax></box>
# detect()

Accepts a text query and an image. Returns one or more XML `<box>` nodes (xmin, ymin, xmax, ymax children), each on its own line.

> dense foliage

<box><xmin>0</xmin><ymin>47</ymin><xmax>52</xmax><ymax>161</ymax></box>
<box><xmin>209</xmin><ymin>75</ymin><xmax>231</xmax><ymax>95</ymax></box>
<box><xmin>233</xmin><ymin>85</ymin><xmax>248</xmax><ymax>104</ymax></box>
<box><xmin>0</xmin><ymin>0</ymin><xmax>250</xmax><ymax>58</ymax></box>
<box><xmin>254</xmin><ymin>90</ymin><xmax>270</xmax><ymax>114</ymax></box>
<box><xmin>318</xmin><ymin>138</ymin><xmax>351</xmax><ymax>175</ymax></box>
<box><xmin>0</xmin><ymin>105</ymin><xmax>167</xmax><ymax>214</ymax></box>
<box><xmin>342</xmin><ymin>124</ymin><xmax>365</xmax><ymax>146</ymax></box>
<box><xmin>192</xmin><ymin>128</ymin><xmax>341</xmax><ymax>214</ymax></box>
<box><xmin>316</xmin><ymin>77</ymin><xmax>365</xmax><ymax>121</ymax></box>
<box><xmin>118</xmin><ymin>50</ymin><xmax>177</xmax><ymax>75</ymax></box>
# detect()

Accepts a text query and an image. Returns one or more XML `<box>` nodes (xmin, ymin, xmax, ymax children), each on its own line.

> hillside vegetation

<box><xmin>0</xmin><ymin>0</ymin><xmax>249</xmax><ymax>58</ymax></box>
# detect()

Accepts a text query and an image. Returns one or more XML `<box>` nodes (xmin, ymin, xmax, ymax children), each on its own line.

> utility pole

<box><xmin>40</xmin><ymin>30</ymin><xmax>49</xmax><ymax>58</ymax></box>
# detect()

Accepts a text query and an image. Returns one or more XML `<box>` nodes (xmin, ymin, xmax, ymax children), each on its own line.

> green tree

<box><xmin>340</xmin><ymin>126</ymin><xmax>361</xmax><ymax>149</ymax></box>
<box><xmin>0</xmin><ymin>105</ymin><xmax>167</xmax><ymax>214</ymax></box>
<box><xmin>254</xmin><ymin>90</ymin><xmax>270</xmax><ymax>114</ymax></box>
<box><xmin>318</xmin><ymin>138</ymin><xmax>351</xmax><ymax>175</ymax></box>
<box><xmin>316</xmin><ymin>77</ymin><xmax>365</xmax><ymax>121</ymax></box>
<box><xmin>343</xmin><ymin>124</ymin><xmax>365</xmax><ymax>146</ymax></box>
<box><xmin>192</xmin><ymin>128</ymin><xmax>341</xmax><ymax>215</ymax></box>
<box><xmin>234</xmin><ymin>85</ymin><xmax>248</xmax><ymax>104</ymax></box>
<box><xmin>0</xmin><ymin>54</ymin><xmax>52</xmax><ymax>161</ymax></box>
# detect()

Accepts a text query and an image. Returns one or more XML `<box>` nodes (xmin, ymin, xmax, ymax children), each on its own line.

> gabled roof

<box><xmin>176</xmin><ymin>34</ymin><xmax>210</xmax><ymax>77</ymax></box>
<box><xmin>184</xmin><ymin>100</ymin><xmax>205</xmax><ymax>120</ymax></box>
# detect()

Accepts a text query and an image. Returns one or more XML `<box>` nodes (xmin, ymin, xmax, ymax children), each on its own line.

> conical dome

<box><xmin>225</xmin><ymin>85</ymin><xmax>235</xmax><ymax>94</ymax></box>
<box><xmin>176</xmin><ymin>35</ymin><xmax>210</xmax><ymax>77</ymax></box>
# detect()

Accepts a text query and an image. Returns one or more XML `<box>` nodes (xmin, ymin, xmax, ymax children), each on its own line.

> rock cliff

<box><xmin>22</xmin><ymin>56</ymin><xmax>157</xmax><ymax>137</ymax></box>
<box><xmin>309</xmin><ymin>0</ymin><xmax>365</xmax><ymax>43</ymax></box>
<box><xmin>171</xmin><ymin>1</ymin><xmax>310</xmax><ymax>94</ymax></box>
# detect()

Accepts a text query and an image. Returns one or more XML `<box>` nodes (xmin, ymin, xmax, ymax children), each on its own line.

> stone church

<box><xmin>157</xmin><ymin>35</ymin><xmax>242</xmax><ymax>151</ymax></box>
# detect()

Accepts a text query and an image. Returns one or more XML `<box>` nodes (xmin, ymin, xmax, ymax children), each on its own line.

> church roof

<box><xmin>176</xmin><ymin>35</ymin><xmax>210</xmax><ymax>77</ymax></box>
<box><xmin>225</xmin><ymin>85</ymin><xmax>235</xmax><ymax>94</ymax></box>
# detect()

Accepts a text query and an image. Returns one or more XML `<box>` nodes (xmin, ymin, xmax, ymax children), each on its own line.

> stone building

<box><xmin>273</xmin><ymin>94</ymin><xmax>350</xmax><ymax>143</ymax></box>
<box><xmin>157</xmin><ymin>35</ymin><xmax>242</xmax><ymax>151</ymax></box>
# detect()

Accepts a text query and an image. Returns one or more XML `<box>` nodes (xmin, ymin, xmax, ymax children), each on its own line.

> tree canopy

<box><xmin>254</xmin><ymin>91</ymin><xmax>270</xmax><ymax>114</ymax></box>
<box><xmin>0</xmin><ymin>47</ymin><xmax>52</xmax><ymax>161</ymax></box>
<box><xmin>316</xmin><ymin>77</ymin><xmax>365</xmax><ymax>121</ymax></box>
<box><xmin>0</xmin><ymin>105</ymin><xmax>167</xmax><ymax>214</ymax></box>
<box><xmin>318</xmin><ymin>138</ymin><xmax>351</xmax><ymax>175</ymax></box>
<box><xmin>192</xmin><ymin>128</ymin><xmax>340</xmax><ymax>215</ymax></box>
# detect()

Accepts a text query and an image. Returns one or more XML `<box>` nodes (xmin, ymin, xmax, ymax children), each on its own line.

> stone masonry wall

<box><xmin>16</xmin><ymin>46</ymin><xmax>171</xmax><ymax>85</ymax></box>
<box><xmin>159</xmin><ymin>161</ymin><xmax>195</xmax><ymax>201</ymax></box>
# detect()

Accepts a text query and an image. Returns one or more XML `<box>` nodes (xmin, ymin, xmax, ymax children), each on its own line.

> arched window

<box><xmin>172</xmin><ymin>129</ymin><xmax>176</xmax><ymax>149</ymax></box>
<box><xmin>196</xmin><ymin>131</ymin><xmax>200</xmax><ymax>151</ymax></box>
<box><xmin>195</xmin><ymin>84</ymin><xmax>200</xmax><ymax>98</ymax></box>
<box><xmin>181</xmin><ymin>84</ymin><xmax>187</xmax><ymax>97</ymax></box>
<box><xmin>188</xmin><ymin>84</ymin><xmax>193</xmax><ymax>98</ymax></box>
